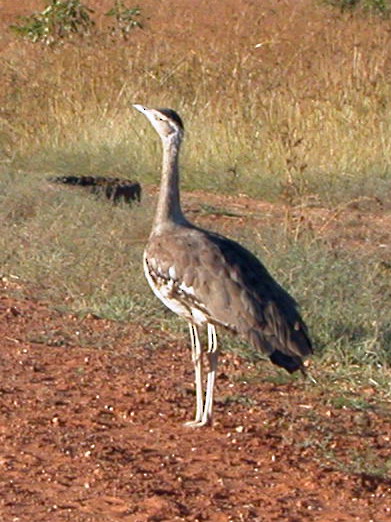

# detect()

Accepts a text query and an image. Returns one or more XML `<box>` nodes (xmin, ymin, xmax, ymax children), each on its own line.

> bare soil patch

<box><xmin>0</xmin><ymin>199</ymin><xmax>390</xmax><ymax>521</ymax></box>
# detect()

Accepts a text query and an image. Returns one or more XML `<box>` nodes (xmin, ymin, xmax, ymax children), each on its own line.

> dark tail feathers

<box><xmin>269</xmin><ymin>350</ymin><xmax>304</xmax><ymax>373</ymax></box>
<box><xmin>48</xmin><ymin>176</ymin><xmax>141</xmax><ymax>204</ymax></box>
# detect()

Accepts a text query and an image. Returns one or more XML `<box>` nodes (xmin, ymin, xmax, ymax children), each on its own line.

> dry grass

<box><xmin>1</xmin><ymin>0</ymin><xmax>391</xmax><ymax>202</ymax></box>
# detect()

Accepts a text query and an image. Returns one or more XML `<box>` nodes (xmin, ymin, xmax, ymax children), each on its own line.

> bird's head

<box><xmin>133</xmin><ymin>105</ymin><xmax>184</xmax><ymax>144</ymax></box>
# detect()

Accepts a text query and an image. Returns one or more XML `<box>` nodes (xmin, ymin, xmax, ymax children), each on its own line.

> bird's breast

<box><xmin>143</xmin><ymin>254</ymin><xmax>209</xmax><ymax>325</ymax></box>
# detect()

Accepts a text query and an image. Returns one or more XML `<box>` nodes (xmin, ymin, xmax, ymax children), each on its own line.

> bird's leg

<box><xmin>200</xmin><ymin>323</ymin><xmax>219</xmax><ymax>426</ymax></box>
<box><xmin>184</xmin><ymin>323</ymin><xmax>204</xmax><ymax>427</ymax></box>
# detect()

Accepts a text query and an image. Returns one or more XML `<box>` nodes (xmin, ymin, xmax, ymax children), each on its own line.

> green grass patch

<box><xmin>0</xmin><ymin>164</ymin><xmax>390</xmax><ymax>399</ymax></box>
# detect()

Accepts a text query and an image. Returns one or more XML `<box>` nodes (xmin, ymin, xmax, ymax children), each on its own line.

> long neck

<box><xmin>153</xmin><ymin>134</ymin><xmax>187</xmax><ymax>231</ymax></box>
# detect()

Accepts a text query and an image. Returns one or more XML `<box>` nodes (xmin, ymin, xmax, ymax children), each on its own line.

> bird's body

<box><xmin>134</xmin><ymin>104</ymin><xmax>312</xmax><ymax>426</ymax></box>
<box><xmin>144</xmin><ymin>225</ymin><xmax>310</xmax><ymax>369</ymax></box>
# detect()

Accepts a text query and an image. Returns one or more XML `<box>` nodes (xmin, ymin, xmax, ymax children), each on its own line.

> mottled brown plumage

<box><xmin>145</xmin><ymin>227</ymin><xmax>311</xmax><ymax>368</ymax></box>
<box><xmin>134</xmin><ymin>104</ymin><xmax>312</xmax><ymax>427</ymax></box>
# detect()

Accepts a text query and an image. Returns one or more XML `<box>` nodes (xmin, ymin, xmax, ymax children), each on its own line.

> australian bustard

<box><xmin>133</xmin><ymin>104</ymin><xmax>313</xmax><ymax>427</ymax></box>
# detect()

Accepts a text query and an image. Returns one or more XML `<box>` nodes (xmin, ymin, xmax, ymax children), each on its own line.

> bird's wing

<box><xmin>146</xmin><ymin>226</ymin><xmax>312</xmax><ymax>364</ymax></box>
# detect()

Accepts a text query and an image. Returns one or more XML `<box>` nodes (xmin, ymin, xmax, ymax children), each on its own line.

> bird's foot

<box><xmin>183</xmin><ymin>417</ymin><xmax>211</xmax><ymax>428</ymax></box>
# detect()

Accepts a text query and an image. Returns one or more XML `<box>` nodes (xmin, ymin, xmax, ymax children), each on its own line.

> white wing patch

<box><xmin>179</xmin><ymin>281</ymin><xmax>195</xmax><ymax>296</ymax></box>
<box><xmin>191</xmin><ymin>307</ymin><xmax>208</xmax><ymax>324</ymax></box>
<box><xmin>143</xmin><ymin>256</ymin><xmax>208</xmax><ymax>325</ymax></box>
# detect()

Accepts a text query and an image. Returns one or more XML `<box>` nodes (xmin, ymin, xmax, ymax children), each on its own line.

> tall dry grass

<box><xmin>1</xmin><ymin>0</ymin><xmax>391</xmax><ymax>202</ymax></box>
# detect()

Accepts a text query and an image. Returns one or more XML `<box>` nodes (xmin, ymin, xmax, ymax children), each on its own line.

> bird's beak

<box><xmin>133</xmin><ymin>104</ymin><xmax>148</xmax><ymax>114</ymax></box>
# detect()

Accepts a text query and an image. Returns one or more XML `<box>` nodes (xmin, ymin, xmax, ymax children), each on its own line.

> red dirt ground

<box><xmin>1</xmin><ymin>186</ymin><xmax>391</xmax><ymax>522</ymax></box>
<box><xmin>0</xmin><ymin>209</ymin><xmax>390</xmax><ymax>522</ymax></box>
